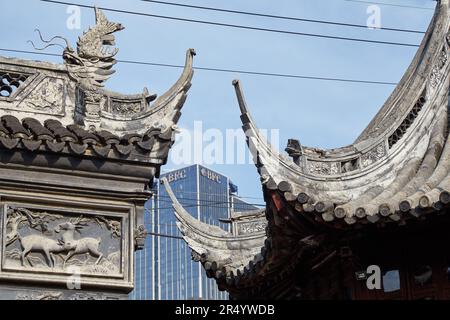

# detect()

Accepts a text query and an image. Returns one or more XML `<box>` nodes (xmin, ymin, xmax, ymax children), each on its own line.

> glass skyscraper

<box><xmin>130</xmin><ymin>164</ymin><xmax>258</xmax><ymax>300</ymax></box>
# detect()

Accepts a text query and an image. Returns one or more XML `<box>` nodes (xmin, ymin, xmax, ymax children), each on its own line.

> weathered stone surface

<box><xmin>0</xmin><ymin>7</ymin><xmax>194</xmax><ymax>299</ymax></box>
<box><xmin>168</xmin><ymin>0</ymin><xmax>450</xmax><ymax>299</ymax></box>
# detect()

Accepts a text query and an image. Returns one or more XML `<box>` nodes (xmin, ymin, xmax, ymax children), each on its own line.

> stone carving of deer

<box><xmin>6</xmin><ymin>211</ymin><xmax>104</xmax><ymax>268</ymax></box>
<box><xmin>5</xmin><ymin>210</ymin><xmax>66</xmax><ymax>268</ymax></box>
<box><xmin>55</xmin><ymin>216</ymin><xmax>103</xmax><ymax>266</ymax></box>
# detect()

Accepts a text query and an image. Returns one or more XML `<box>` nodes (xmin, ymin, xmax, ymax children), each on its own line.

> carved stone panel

<box><xmin>19</xmin><ymin>76</ymin><xmax>66</xmax><ymax>114</ymax></box>
<box><xmin>3</xmin><ymin>205</ymin><xmax>122</xmax><ymax>277</ymax></box>
<box><xmin>0</xmin><ymin>200</ymin><xmax>134</xmax><ymax>293</ymax></box>
<box><xmin>429</xmin><ymin>47</ymin><xmax>448</xmax><ymax>88</ymax></box>
<box><xmin>361</xmin><ymin>143</ymin><xmax>386</xmax><ymax>167</ymax></box>
<box><xmin>1</xmin><ymin>73</ymin><xmax>67</xmax><ymax>116</ymax></box>
<box><xmin>16</xmin><ymin>291</ymin><xmax>63</xmax><ymax>300</ymax></box>
<box><xmin>0</xmin><ymin>284</ymin><xmax>125</xmax><ymax>300</ymax></box>
<box><xmin>110</xmin><ymin>100</ymin><xmax>143</xmax><ymax>116</ymax></box>
<box><xmin>307</xmin><ymin>160</ymin><xmax>340</xmax><ymax>176</ymax></box>
<box><xmin>15</xmin><ymin>290</ymin><xmax>121</xmax><ymax>300</ymax></box>
<box><xmin>236</xmin><ymin>220</ymin><xmax>267</xmax><ymax>235</ymax></box>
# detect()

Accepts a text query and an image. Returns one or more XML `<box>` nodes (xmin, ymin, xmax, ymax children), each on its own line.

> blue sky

<box><xmin>1</xmin><ymin>0</ymin><xmax>436</xmax><ymax>203</ymax></box>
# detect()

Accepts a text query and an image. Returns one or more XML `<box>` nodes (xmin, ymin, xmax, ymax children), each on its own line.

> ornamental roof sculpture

<box><xmin>0</xmin><ymin>7</ymin><xmax>195</xmax><ymax>168</ymax></box>
<box><xmin>166</xmin><ymin>0</ymin><xmax>450</xmax><ymax>298</ymax></box>
<box><xmin>64</xmin><ymin>8</ymin><xmax>125</xmax><ymax>95</ymax></box>
<box><xmin>0</xmin><ymin>8</ymin><xmax>194</xmax><ymax>298</ymax></box>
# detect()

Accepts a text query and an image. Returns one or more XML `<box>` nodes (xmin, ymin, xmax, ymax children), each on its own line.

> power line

<box><xmin>124</xmin><ymin>57</ymin><xmax>399</xmax><ymax>85</ymax></box>
<box><xmin>40</xmin><ymin>0</ymin><xmax>421</xmax><ymax>48</ymax></box>
<box><xmin>155</xmin><ymin>198</ymin><xmax>265</xmax><ymax>210</ymax></box>
<box><xmin>155</xmin><ymin>195</ymin><xmax>264</xmax><ymax>206</ymax></box>
<box><xmin>140</xmin><ymin>0</ymin><xmax>425</xmax><ymax>34</ymax></box>
<box><xmin>0</xmin><ymin>48</ymin><xmax>399</xmax><ymax>86</ymax></box>
<box><xmin>154</xmin><ymin>188</ymin><xmax>265</xmax><ymax>201</ymax></box>
<box><xmin>144</xmin><ymin>221</ymin><xmax>183</xmax><ymax>228</ymax></box>
<box><xmin>343</xmin><ymin>0</ymin><xmax>435</xmax><ymax>10</ymax></box>
<box><xmin>145</xmin><ymin>231</ymin><xmax>183</xmax><ymax>239</ymax></box>
<box><xmin>145</xmin><ymin>221</ymin><xmax>229</xmax><ymax>229</ymax></box>
<box><xmin>1</xmin><ymin>48</ymin><xmax>60</xmax><ymax>58</ymax></box>
<box><xmin>156</xmin><ymin>205</ymin><xmax>264</xmax><ymax>210</ymax></box>
<box><xmin>148</xmin><ymin>195</ymin><xmax>266</xmax><ymax>209</ymax></box>
<box><xmin>151</xmin><ymin>190</ymin><xmax>262</xmax><ymax>203</ymax></box>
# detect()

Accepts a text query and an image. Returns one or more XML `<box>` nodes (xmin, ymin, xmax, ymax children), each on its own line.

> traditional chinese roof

<box><xmin>0</xmin><ymin>8</ymin><xmax>195</xmax><ymax>176</ymax></box>
<box><xmin>162</xmin><ymin>177</ymin><xmax>267</xmax><ymax>279</ymax></box>
<box><xmin>0</xmin><ymin>115</ymin><xmax>175</xmax><ymax>163</ymax></box>
<box><xmin>166</xmin><ymin>0</ymin><xmax>450</xmax><ymax>299</ymax></box>
<box><xmin>235</xmin><ymin>0</ymin><xmax>450</xmax><ymax>226</ymax></box>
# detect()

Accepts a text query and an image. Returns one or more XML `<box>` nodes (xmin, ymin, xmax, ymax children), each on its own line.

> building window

<box><xmin>382</xmin><ymin>270</ymin><xmax>401</xmax><ymax>293</ymax></box>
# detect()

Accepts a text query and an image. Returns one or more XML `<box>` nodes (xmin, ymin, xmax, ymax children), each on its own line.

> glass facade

<box><xmin>129</xmin><ymin>164</ymin><xmax>258</xmax><ymax>300</ymax></box>
<box><xmin>231</xmin><ymin>195</ymin><xmax>260</xmax><ymax>212</ymax></box>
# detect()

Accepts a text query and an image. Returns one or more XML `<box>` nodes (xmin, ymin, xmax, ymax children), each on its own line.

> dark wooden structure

<box><xmin>164</xmin><ymin>0</ymin><xmax>450</xmax><ymax>300</ymax></box>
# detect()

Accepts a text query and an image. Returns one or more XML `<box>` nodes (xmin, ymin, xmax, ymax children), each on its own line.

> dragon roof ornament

<box><xmin>0</xmin><ymin>7</ymin><xmax>195</xmax><ymax>137</ymax></box>
<box><xmin>0</xmin><ymin>7</ymin><xmax>195</xmax><ymax>166</ymax></box>
<box><xmin>64</xmin><ymin>7</ymin><xmax>124</xmax><ymax>95</ymax></box>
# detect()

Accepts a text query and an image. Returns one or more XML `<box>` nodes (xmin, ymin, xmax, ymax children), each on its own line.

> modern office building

<box><xmin>130</xmin><ymin>164</ymin><xmax>259</xmax><ymax>300</ymax></box>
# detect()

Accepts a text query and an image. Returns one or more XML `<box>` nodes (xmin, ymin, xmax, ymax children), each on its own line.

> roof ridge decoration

<box><xmin>230</xmin><ymin>0</ymin><xmax>450</xmax><ymax>223</ymax></box>
<box><xmin>0</xmin><ymin>8</ymin><xmax>195</xmax><ymax>298</ymax></box>
<box><xmin>0</xmin><ymin>7</ymin><xmax>196</xmax><ymax>137</ymax></box>
<box><xmin>0</xmin><ymin>7</ymin><xmax>195</xmax><ymax>168</ymax></box>
<box><xmin>64</xmin><ymin>7</ymin><xmax>124</xmax><ymax>97</ymax></box>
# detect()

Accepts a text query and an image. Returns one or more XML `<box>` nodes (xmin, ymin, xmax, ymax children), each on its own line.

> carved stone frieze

<box><xmin>111</xmin><ymin>101</ymin><xmax>142</xmax><ymax>115</ymax></box>
<box><xmin>0</xmin><ymin>72</ymin><xmax>68</xmax><ymax>117</ymax></box>
<box><xmin>17</xmin><ymin>291</ymin><xmax>63</xmax><ymax>300</ymax></box>
<box><xmin>0</xmin><ymin>4</ymin><xmax>193</xmax><ymax>299</ymax></box>
<box><xmin>100</xmin><ymin>88</ymin><xmax>156</xmax><ymax>119</ymax></box>
<box><xmin>429</xmin><ymin>47</ymin><xmax>448</xmax><ymax>88</ymax></box>
<box><xmin>20</xmin><ymin>76</ymin><xmax>65</xmax><ymax>113</ymax></box>
<box><xmin>361</xmin><ymin>143</ymin><xmax>386</xmax><ymax>167</ymax></box>
<box><xmin>3</xmin><ymin>206</ymin><xmax>123</xmax><ymax>277</ymax></box>
<box><xmin>236</xmin><ymin>220</ymin><xmax>267</xmax><ymax>235</ymax></box>
<box><xmin>10</xmin><ymin>288</ymin><xmax>122</xmax><ymax>300</ymax></box>
<box><xmin>307</xmin><ymin>160</ymin><xmax>339</xmax><ymax>176</ymax></box>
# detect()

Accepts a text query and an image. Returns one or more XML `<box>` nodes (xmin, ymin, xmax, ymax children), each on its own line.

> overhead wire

<box><xmin>343</xmin><ymin>0</ymin><xmax>435</xmax><ymax>10</ymax></box>
<box><xmin>140</xmin><ymin>0</ymin><xmax>426</xmax><ymax>34</ymax></box>
<box><xmin>0</xmin><ymin>48</ymin><xmax>399</xmax><ymax>85</ymax></box>
<box><xmin>40</xmin><ymin>0</ymin><xmax>422</xmax><ymax>48</ymax></box>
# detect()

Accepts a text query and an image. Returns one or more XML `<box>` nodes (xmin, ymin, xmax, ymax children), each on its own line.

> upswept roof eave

<box><xmin>232</xmin><ymin>0</ymin><xmax>450</xmax><ymax>224</ymax></box>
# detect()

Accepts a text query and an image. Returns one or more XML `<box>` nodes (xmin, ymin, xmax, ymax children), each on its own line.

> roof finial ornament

<box><xmin>285</xmin><ymin>139</ymin><xmax>303</xmax><ymax>165</ymax></box>
<box><xmin>64</xmin><ymin>7</ymin><xmax>124</xmax><ymax>103</ymax></box>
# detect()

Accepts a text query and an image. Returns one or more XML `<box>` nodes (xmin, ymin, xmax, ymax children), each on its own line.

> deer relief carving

<box><xmin>5</xmin><ymin>209</ymin><xmax>108</xmax><ymax>270</ymax></box>
<box><xmin>6</xmin><ymin>208</ymin><xmax>65</xmax><ymax>268</ymax></box>
<box><xmin>54</xmin><ymin>216</ymin><xmax>103</xmax><ymax>266</ymax></box>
